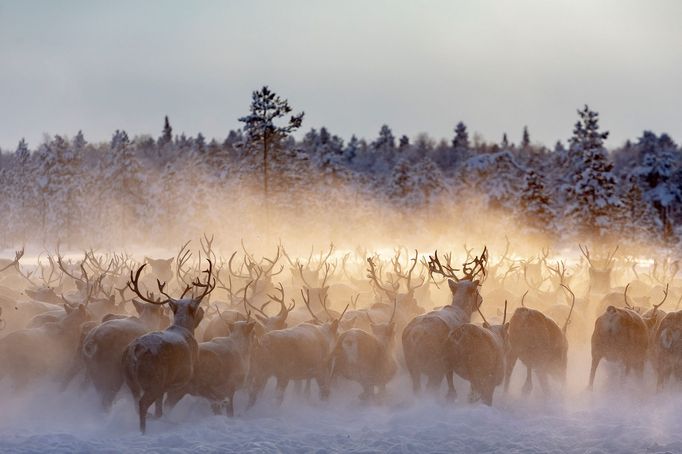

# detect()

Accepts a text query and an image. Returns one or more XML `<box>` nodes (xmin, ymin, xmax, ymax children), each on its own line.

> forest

<box><xmin>0</xmin><ymin>87</ymin><xmax>678</xmax><ymax>250</ymax></box>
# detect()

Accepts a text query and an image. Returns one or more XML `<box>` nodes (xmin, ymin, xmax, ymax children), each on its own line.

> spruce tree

<box><xmin>565</xmin><ymin>105</ymin><xmax>620</xmax><ymax>238</ymax></box>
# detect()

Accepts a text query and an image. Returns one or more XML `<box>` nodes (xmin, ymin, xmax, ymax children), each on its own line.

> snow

<box><xmin>2</xmin><ymin>352</ymin><xmax>682</xmax><ymax>453</ymax></box>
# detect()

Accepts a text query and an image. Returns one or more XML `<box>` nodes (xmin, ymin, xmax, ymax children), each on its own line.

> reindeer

<box><xmin>144</xmin><ymin>256</ymin><xmax>174</xmax><ymax>284</ymax></box>
<box><xmin>247</xmin><ymin>299</ymin><xmax>348</xmax><ymax>407</ymax></box>
<box><xmin>122</xmin><ymin>259</ymin><xmax>215</xmax><ymax>434</ymax></box>
<box><xmin>282</xmin><ymin>242</ymin><xmax>335</xmax><ymax>288</ymax></box>
<box><xmin>71</xmin><ymin>298</ymin><xmax>170</xmax><ymax>409</ymax></box>
<box><xmin>505</xmin><ymin>285</ymin><xmax>575</xmax><ymax>395</ymax></box>
<box><xmin>166</xmin><ymin>319</ymin><xmax>257</xmax><ymax>417</ymax></box>
<box><xmin>0</xmin><ymin>302</ymin><xmax>91</xmax><ymax>387</ymax></box>
<box><xmin>285</xmin><ymin>261</ymin><xmax>334</xmax><ymax>325</ymax></box>
<box><xmin>445</xmin><ymin>301</ymin><xmax>509</xmax><ymax>405</ymax></box>
<box><xmin>580</xmin><ymin>244</ymin><xmax>619</xmax><ymax>294</ymax></box>
<box><xmin>203</xmin><ymin>275</ymin><xmax>253</xmax><ymax>341</ymax></box>
<box><xmin>328</xmin><ymin>297</ymin><xmax>398</xmax><ymax>400</ymax></box>
<box><xmin>244</xmin><ymin>282</ymin><xmax>295</xmax><ymax>333</ymax></box>
<box><xmin>402</xmin><ymin>248</ymin><xmax>487</xmax><ymax>398</ymax></box>
<box><xmin>588</xmin><ymin>283</ymin><xmax>662</xmax><ymax>390</ymax></box>
<box><xmin>227</xmin><ymin>244</ymin><xmax>283</xmax><ymax>303</ymax></box>
<box><xmin>653</xmin><ymin>309</ymin><xmax>682</xmax><ymax>390</ymax></box>
<box><xmin>363</xmin><ymin>250</ymin><xmax>425</xmax><ymax>331</ymax></box>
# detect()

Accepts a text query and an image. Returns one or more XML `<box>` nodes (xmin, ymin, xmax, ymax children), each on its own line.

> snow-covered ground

<box><xmin>1</xmin><ymin>350</ymin><xmax>681</xmax><ymax>454</ymax></box>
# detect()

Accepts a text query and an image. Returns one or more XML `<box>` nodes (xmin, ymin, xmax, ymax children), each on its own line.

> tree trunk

<box><xmin>263</xmin><ymin>137</ymin><xmax>270</xmax><ymax>237</ymax></box>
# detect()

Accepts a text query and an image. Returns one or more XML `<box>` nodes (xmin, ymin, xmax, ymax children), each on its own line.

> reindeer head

<box><xmin>366</xmin><ymin>250</ymin><xmax>426</xmax><ymax>317</ymax></box>
<box><xmin>428</xmin><ymin>247</ymin><xmax>487</xmax><ymax>315</ymax></box>
<box><xmin>580</xmin><ymin>244</ymin><xmax>618</xmax><ymax>293</ymax></box>
<box><xmin>243</xmin><ymin>282</ymin><xmax>295</xmax><ymax>332</ymax></box>
<box><xmin>367</xmin><ymin>296</ymin><xmax>397</xmax><ymax>344</ymax></box>
<box><xmin>144</xmin><ymin>257</ymin><xmax>174</xmax><ymax>283</ymax></box>
<box><xmin>128</xmin><ymin>259</ymin><xmax>216</xmax><ymax>332</ymax></box>
<box><xmin>132</xmin><ymin>298</ymin><xmax>170</xmax><ymax>330</ymax></box>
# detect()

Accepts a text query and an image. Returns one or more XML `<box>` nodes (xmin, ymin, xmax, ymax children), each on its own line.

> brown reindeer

<box><xmin>74</xmin><ymin>298</ymin><xmax>170</xmax><ymax>409</ymax></box>
<box><xmin>0</xmin><ymin>303</ymin><xmax>91</xmax><ymax>388</ymax></box>
<box><xmin>329</xmin><ymin>298</ymin><xmax>398</xmax><ymax>400</ymax></box>
<box><xmin>445</xmin><ymin>301</ymin><xmax>509</xmax><ymax>405</ymax></box>
<box><xmin>588</xmin><ymin>283</ymin><xmax>661</xmax><ymax>390</ymax></box>
<box><xmin>122</xmin><ymin>259</ymin><xmax>215</xmax><ymax>434</ymax></box>
<box><xmin>247</xmin><ymin>299</ymin><xmax>348</xmax><ymax>407</ymax></box>
<box><xmin>653</xmin><ymin>309</ymin><xmax>682</xmax><ymax>390</ymax></box>
<box><xmin>505</xmin><ymin>285</ymin><xmax>575</xmax><ymax>395</ymax></box>
<box><xmin>166</xmin><ymin>319</ymin><xmax>257</xmax><ymax>417</ymax></box>
<box><xmin>402</xmin><ymin>248</ymin><xmax>487</xmax><ymax>398</ymax></box>
<box><xmin>579</xmin><ymin>244</ymin><xmax>619</xmax><ymax>294</ymax></box>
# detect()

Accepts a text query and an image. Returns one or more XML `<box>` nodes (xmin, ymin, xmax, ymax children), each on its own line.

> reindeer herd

<box><xmin>0</xmin><ymin>238</ymin><xmax>681</xmax><ymax>434</ymax></box>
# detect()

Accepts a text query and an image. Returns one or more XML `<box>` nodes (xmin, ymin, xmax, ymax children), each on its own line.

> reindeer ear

<box><xmin>472</xmin><ymin>279</ymin><xmax>480</xmax><ymax>287</ymax></box>
<box><xmin>448</xmin><ymin>279</ymin><xmax>458</xmax><ymax>294</ymax></box>
<box><xmin>132</xmin><ymin>299</ymin><xmax>144</xmax><ymax>315</ymax></box>
<box><xmin>168</xmin><ymin>300</ymin><xmax>179</xmax><ymax>313</ymax></box>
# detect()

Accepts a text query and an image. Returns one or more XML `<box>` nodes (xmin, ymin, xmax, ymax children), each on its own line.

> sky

<box><xmin>0</xmin><ymin>0</ymin><xmax>681</xmax><ymax>150</ymax></box>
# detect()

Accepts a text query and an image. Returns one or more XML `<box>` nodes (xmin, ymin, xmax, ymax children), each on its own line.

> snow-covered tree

<box><xmin>564</xmin><ymin>105</ymin><xmax>621</xmax><ymax>238</ymax></box>
<box><xmin>159</xmin><ymin>115</ymin><xmax>173</xmax><ymax>147</ymax></box>
<box><xmin>519</xmin><ymin>170</ymin><xmax>554</xmax><ymax>231</ymax></box>
<box><xmin>521</xmin><ymin>126</ymin><xmax>531</xmax><ymax>150</ymax></box>
<box><xmin>238</xmin><ymin>86</ymin><xmax>304</xmax><ymax>214</ymax></box>
<box><xmin>452</xmin><ymin>121</ymin><xmax>469</xmax><ymax>150</ymax></box>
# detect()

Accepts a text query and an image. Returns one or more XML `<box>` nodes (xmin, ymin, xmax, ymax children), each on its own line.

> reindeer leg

<box><xmin>634</xmin><ymin>359</ymin><xmax>645</xmax><ymax>382</ymax></box>
<box><xmin>316</xmin><ymin>373</ymin><xmax>330</xmax><ymax>401</ymax></box>
<box><xmin>408</xmin><ymin>367</ymin><xmax>421</xmax><ymax>394</ymax></box>
<box><xmin>247</xmin><ymin>375</ymin><xmax>266</xmax><ymax>409</ymax></box>
<box><xmin>504</xmin><ymin>353</ymin><xmax>517</xmax><ymax>393</ymax></box>
<box><xmin>304</xmin><ymin>378</ymin><xmax>312</xmax><ymax>398</ymax></box>
<box><xmin>225</xmin><ymin>390</ymin><xmax>235</xmax><ymax>417</ymax></box>
<box><xmin>445</xmin><ymin>370</ymin><xmax>457</xmax><ymax>401</ymax></box>
<box><xmin>275</xmin><ymin>376</ymin><xmax>289</xmax><ymax>405</ymax></box>
<box><xmin>537</xmin><ymin>370</ymin><xmax>550</xmax><ymax>395</ymax></box>
<box><xmin>522</xmin><ymin>365</ymin><xmax>533</xmax><ymax>395</ymax></box>
<box><xmin>154</xmin><ymin>395</ymin><xmax>164</xmax><ymax>419</ymax></box>
<box><xmin>426</xmin><ymin>373</ymin><xmax>442</xmax><ymax>393</ymax></box>
<box><xmin>588</xmin><ymin>352</ymin><xmax>601</xmax><ymax>391</ymax></box>
<box><xmin>481</xmin><ymin>382</ymin><xmax>494</xmax><ymax>406</ymax></box>
<box><xmin>138</xmin><ymin>392</ymin><xmax>158</xmax><ymax>435</ymax></box>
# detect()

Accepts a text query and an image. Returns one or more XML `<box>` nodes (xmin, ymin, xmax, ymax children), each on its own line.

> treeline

<box><xmin>0</xmin><ymin>88</ymin><xmax>679</xmax><ymax>248</ymax></box>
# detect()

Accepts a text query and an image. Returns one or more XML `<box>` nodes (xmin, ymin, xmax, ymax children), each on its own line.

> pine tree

<box><xmin>620</xmin><ymin>174</ymin><xmax>660</xmax><ymax>241</ymax></box>
<box><xmin>565</xmin><ymin>105</ymin><xmax>620</xmax><ymax>238</ymax></box>
<box><xmin>452</xmin><ymin>122</ymin><xmax>469</xmax><ymax>150</ymax></box>
<box><xmin>635</xmin><ymin>131</ymin><xmax>680</xmax><ymax>239</ymax></box>
<box><xmin>159</xmin><ymin>115</ymin><xmax>173</xmax><ymax>147</ymax></box>
<box><xmin>501</xmin><ymin>133</ymin><xmax>510</xmax><ymax>149</ymax></box>
<box><xmin>398</xmin><ymin>135</ymin><xmax>410</xmax><ymax>150</ymax></box>
<box><xmin>73</xmin><ymin>130</ymin><xmax>87</xmax><ymax>150</ymax></box>
<box><xmin>520</xmin><ymin>170</ymin><xmax>553</xmax><ymax>231</ymax></box>
<box><xmin>521</xmin><ymin>126</ymin><xmax>531</xmax><ymax>150</ymax></box>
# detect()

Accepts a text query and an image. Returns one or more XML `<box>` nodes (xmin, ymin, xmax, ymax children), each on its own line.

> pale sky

<box><xmin>1</xmin><ymin>0</ymin><xmax>681</xmax><ymax>150</ymax></box>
